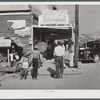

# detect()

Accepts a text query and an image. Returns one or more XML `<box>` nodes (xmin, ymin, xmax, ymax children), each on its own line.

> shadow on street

<box><xmin>64</xmin><ymin>61</ymin><xmax>70</xmax><ymax>68</ymax></box>
<box><xmin>47</xmin><ymin>67</ymin><xmax>56</xmax><ymax>78</ymax></box>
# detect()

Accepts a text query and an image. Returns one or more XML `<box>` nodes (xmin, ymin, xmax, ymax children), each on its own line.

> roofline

<box><xmin>0</xmin><ymin>10</ymin><xmax>31</xmax><ymax>13</ymax></box>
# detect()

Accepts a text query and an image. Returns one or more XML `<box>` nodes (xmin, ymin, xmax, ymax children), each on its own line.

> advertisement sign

<box><xmin>39</xmin><ymin>10</ymin><xmax>69</xmax><ymax>26</ymax></box>
<box><xmin>7</xmin><ymin>20</ymin><xmax>26</xmax><ymax>30</ymax></box>
<box><xmin>15</xmin><ymin>27</ymin><xmax>31</xmax><ymax>37</ymax></box>
<box><xmin>0</xmin><ymin>39</ymin><xmax>11</xmax><ymax>47</ymax></box>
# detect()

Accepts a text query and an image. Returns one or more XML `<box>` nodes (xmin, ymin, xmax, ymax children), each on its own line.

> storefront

<box><xmin>31</xmin><ymin>10</ymin><xmax>75</xmax><ymax>60</ymax></box>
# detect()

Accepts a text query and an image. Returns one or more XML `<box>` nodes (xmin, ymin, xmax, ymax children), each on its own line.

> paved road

<box><xmin>0</xmin><ymin>57</ymin><xmax>100</xmax><ymax>89</ymax></box>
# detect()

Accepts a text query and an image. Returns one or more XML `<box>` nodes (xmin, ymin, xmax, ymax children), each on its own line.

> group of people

<box><xmin>16</xmin><ymin>39</ymin><xmax>74</xmax><ymax>80</ymax></box>
<box><xmin>18</xmin><ymin>45</ymin><xmax>42</xmax><ymax>80</ymax></box>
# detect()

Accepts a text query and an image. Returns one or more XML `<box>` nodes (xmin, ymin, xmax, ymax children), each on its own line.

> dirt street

<box><xmin>0</xmin><ymin>56</ymin><xmax>100</xmax><ymax>89</ymax></box>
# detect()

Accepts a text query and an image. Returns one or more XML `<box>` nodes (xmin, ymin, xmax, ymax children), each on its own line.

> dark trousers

<box><xmin>31</xmin><ymin>58</ymin><xmax>38</xmax><ymax>79</ymax></box>
<box><xmin>55</xmin><ymin>56</ymin><xmax>64</xmax><ymax>78</ymax></box>
<box><xmin>47</xmin><ymin>48</ymin><xmax>52</xmax><ymax>59</ymax></box>
<box><xmin>11</xmin><ymin>61</ymin><xmax>15</xmax><ymax>67</ymax></box>
<box><xmin>20</xmin><ymin>68</ymin><xmax>28</xmax><ymax>79</ymax></box>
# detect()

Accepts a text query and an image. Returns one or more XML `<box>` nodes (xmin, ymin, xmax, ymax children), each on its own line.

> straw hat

<box><xmin>58</xmin><ymin>40</ymin><xmax>63</xmax><ymax>45</ymax></box>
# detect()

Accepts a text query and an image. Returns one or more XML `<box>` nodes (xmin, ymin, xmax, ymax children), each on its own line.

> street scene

<box><xmin>0</xmin><ymin>4</ymin><xmax>100</xmax><ymax>90</ymax></box>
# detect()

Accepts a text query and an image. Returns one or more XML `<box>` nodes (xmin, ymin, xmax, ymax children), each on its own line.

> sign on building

<box><xmin>7</xmin><ymin>20</ymin><xmax>26</xmax><ymax>30</ymax></box>
<box><xmin>39</xmin><ymin>10</ymin><xmax>69</xmax><ymax>26</ymax></box>
<box><xmin>0</xmin><ymin>38</ymin><xmax>11</xmax><ymax>47</ymax></box>
<box><xmin>15</xmin><ymin>27</ymin><xmax>31</xmax><ymax>37</ymax></box>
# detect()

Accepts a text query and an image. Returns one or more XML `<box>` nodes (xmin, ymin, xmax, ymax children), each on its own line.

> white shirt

<box><xmin>62</xmin><ymin>45</ymin><xmax>65</xmax><ymax>51</ymax></box>
<box><xmin>20</xmin><ymin>57</ymin><xmax>29</xmax><ymax>69</ymax></box>
<box><xmin>54</xmin><ymin>45</ymin><xmax>65</xmax><ymax>57</ymax></box>
<box><xmin>22</xmin><ymin>61</ymin><xmax>28</xmax><ymax>69</ymax></box>
<box><xmin>10</xmin><ymin>53</ymin><xmax>14</xmax><ymax>61</ymax></box>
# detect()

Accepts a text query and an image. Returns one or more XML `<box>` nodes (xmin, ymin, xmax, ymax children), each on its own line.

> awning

<box><xmin>10</xmin><ymin>37</ymin><xmax>25</xmax><ymax>47</ymax></box>
<box><xmin>32</xmin><ymin>25</ymin><xmax>72</xmax><ymax>30</ymax></box>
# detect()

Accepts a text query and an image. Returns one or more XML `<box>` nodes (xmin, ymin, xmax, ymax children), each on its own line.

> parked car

<box><xmin>79</xmin><ymin>40</ymin><xmax>100</xmax><ymax>63</ymax></box>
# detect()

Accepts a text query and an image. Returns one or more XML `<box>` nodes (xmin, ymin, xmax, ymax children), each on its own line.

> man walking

<box><xmin>53</xmin><ymin>40</ymin><xmax>65</xmax><ymax>79</ymax></box>
<box><xmin>28</xmin><ymin>45</ymin><xmax>41</xmax><ymax>80</ymax></box>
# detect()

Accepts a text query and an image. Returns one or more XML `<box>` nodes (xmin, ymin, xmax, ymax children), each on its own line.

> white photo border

<box><xmin>0</xmin><ymin>1</ymin><xmax>100</xmax><ymax>99</ymax></box>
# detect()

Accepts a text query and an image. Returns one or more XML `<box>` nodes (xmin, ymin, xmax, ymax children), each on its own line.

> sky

<box><xmin>57</xmin><ymin>5</ymin><xmax>100</xmax><ymax>34</ymax></box>
<box><xmin>0</xmin><ymin>5</ymin><xmax>100</xmax><ymax>34</ymax></box>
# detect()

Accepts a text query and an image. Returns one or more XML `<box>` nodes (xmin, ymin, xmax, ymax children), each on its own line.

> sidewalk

<box><xmin>38</xmin><ymin>58</ymin><xmax>83</xmax><ymax>76</ymax></box>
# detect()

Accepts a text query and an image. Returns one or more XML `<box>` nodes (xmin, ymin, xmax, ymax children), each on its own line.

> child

<box><xmin>19</xmin><ymin>54</ymin><xmax>29</xmax><ymax>80</ymax></box>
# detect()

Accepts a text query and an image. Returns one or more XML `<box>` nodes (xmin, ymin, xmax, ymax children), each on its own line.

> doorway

<box><xmin>33</xmin><ymin>26</ymin><xmax>72</xmax><ymax>59</ymax></box>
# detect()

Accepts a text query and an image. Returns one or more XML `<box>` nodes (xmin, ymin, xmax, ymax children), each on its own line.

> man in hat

<box><xmin>53</xmin><ymin>40</ymin><xmax>65</xmax><ymax>79</ymax></box>
<box><xmin>28</xmin><ymin>45</ymin><xmax>41</xmax><ymax>80</ymax></box>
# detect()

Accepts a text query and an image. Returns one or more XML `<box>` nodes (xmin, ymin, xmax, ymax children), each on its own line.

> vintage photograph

<box><xmin>0</xmin><ymin>3</ymin><xmax>100</xmax><ymax>90</ymax></box>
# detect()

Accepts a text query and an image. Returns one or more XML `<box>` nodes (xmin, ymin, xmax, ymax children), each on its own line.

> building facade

<box><xmin>0</xmin><ymin>5</ymin><xmax>41</xmax><ymax>53</ymax></box>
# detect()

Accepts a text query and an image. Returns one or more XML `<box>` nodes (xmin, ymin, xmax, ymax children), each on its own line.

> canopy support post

<box><xmin>7</xmin><ymin>49</ymin><xmax>10</xmax><ymax>67</ymax></box>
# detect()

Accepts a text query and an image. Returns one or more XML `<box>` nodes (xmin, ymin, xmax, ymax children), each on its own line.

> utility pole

<box><xmin>74</xmin><ymin>5</ymin><xmax>79</xmax><ymax>68</ymax></box>
<box><xmin>29</xmin><ymin>5</ymin><xmax>34</xmax><ymax>50</ymax></box>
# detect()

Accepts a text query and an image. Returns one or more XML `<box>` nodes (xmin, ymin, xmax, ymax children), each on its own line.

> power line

<box><xmin>68</xmin><ymin>12</ymin><xmax>100</xmax><ymax>13</ymax></box>
<box><xmin>70</xmin><ymin>17</ymin><xmax>100</xmax><ymax>19</ymax></box>
<box><xmin>71</xmin><ymin>16</ymin><xmax>100</xmax><ymax>19</ymax></box>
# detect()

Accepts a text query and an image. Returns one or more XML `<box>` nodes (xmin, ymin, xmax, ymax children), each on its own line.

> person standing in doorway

<box><xmin>47</xmin><ymin>41</ymin><xmax>52</xmax><ymax>60</ymax></box>
<box><xmin>61</xmin><ymin>40</ymin><xmax>66</xmax><ymax>68</ymax></box>
<box><xmin>69</xmin><ymin>40</ymin><xmax>74</xmax><ymax>67</ymax></box>
<box><xmin>28</xmin><ymin>45</ymin><xmax>41</xmax><ymax>80</ymax></box>
<box><xmin>65</xmin><ymin>41</ymin><xmax>69</xmax><ymax>51</ymax></box>
<box><xmin>53</xmin><ymin>40</ymin><xmax>65</xmax><ymax>79</ymax></box>
<box><xmin>61</xmin><ymin>40</ymin><xmax>65</xmax><ymax>52</ymax></box>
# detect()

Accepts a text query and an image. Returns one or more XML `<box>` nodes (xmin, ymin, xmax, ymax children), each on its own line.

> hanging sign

<box><xmin>39</xmin><ymin>10</ymin><xmax>69</xmax><ymax>26</ymax></box>
<box><xmin>0</xmin><ymin>39</ymin><xmax>11</xmax><ymax>47</ymax></box>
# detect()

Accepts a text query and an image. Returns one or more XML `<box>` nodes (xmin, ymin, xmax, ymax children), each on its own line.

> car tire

<box><xmin>93</xmin><ymin>54</ymin><xmax>100</xmax><ymax>63</ymax></box>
